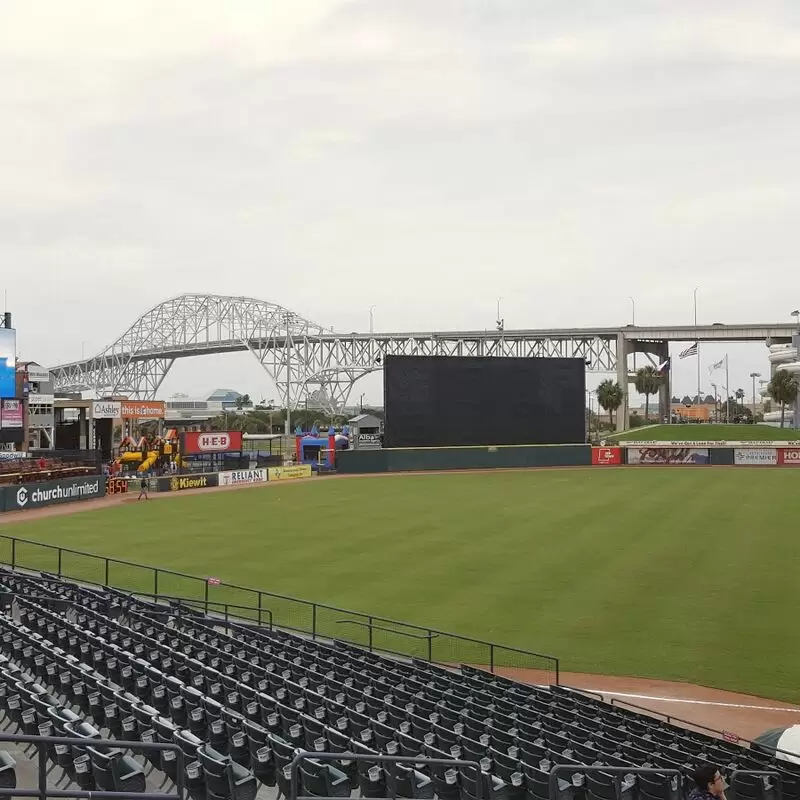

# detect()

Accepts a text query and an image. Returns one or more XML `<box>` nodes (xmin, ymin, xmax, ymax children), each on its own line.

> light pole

<box><xmin>749</xmin><ymin>372</ymin><xmax>761</xmax><ymax>418</ymax></box>
<box><xmin>369</xmin><ymin>306</ymin><xmax>375</xmax><ymax>334</ymax></box>
<box><xmin>693</xmin><ymin>287</ymin><xmax>701</xmax><ymax>404</ymax></box>
<box><xmin>628</xmin><ymin>296</ymin><xmax>636</xmax><ymax>370</ymax></box>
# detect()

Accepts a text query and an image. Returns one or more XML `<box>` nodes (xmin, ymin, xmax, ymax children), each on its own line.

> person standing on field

<box><xmin>137</xmin><ymin>476</ymin><xmax>149</xmax><ymax>500</ymax></box>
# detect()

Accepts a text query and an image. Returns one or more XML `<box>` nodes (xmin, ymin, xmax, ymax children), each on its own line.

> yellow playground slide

<box><xmin>138</xmin><ymin>452</ymin><xmax>158</xmax><ymax>472</ymax></box>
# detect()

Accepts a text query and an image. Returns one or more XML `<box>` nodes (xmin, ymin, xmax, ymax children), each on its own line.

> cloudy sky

<box><xmin>2</xmin><ymin>0</ymin><xmax>799</xmax><ymax>405</ymax></box>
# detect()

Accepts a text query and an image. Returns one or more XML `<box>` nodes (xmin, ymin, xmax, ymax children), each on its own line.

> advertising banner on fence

<box><xmin>734</xmin><ymin>448</ymin><xmax>778</xmax><ymax>466</ymax></box>
<box><xmin>92</xmin><ymin>401</ymin><xmax>121</xmax><ymax>419</ymax></box>
<box><xmin>182</xmin><ymin>431</ymin><xmax>243</xmax><ymax>455</ymax></box>
<box><xmin>120</xmin><ymin>400</ymin><xmax>165</xmax><ymax>419</ymax></box>
<box><xmin>626</xmin><ymin>447</ymin><xmax>710</xmax><ymax>465</ymax></box>
<box><xmin>267</xmin><ymin>464</ymin><xmax>312</xmax><ymax>481</ymax></box>
<box><xmin>592</xmin><ymin>447</ymin><xmax>621</xmax><ymax>465</ymax></box>
<box><xmin>0</xmin><ymin>399</ymin><xmax>23</xmax><ymax>428</ymax></box>
<box><xmin>629</xmin><ymin>440</ymin><xmax>795</xmax><ymax>448</ymax></box>
<box><xmin>219</xmin><ymin>469</ymin><xmax>267</xmax><ymax>486</ymax></box>
<box><xmin>3</xmin><ymin>474</ymin><xmax>106</xmax><ymax>512</ymax></box>
<box><xmin>158</xmin><ymin>473</ymin><xmax>219</xmax><ymax>492</ymax></box>
<box><xmin>778</xmin><ymin>448</ymin><xmax>800</xmax><ymax>466</ymax></box>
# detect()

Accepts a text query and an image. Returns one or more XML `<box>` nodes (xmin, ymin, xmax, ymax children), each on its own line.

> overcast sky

<box><xmin>2</xmin><ymin>0</ymin><xmax>799</xmax><ymax>405</ymax></box>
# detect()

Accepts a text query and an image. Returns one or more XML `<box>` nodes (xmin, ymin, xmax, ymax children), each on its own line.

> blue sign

<box><xmin>0</xmin><ymin>329</ymin><xmax>16</xmax><ymax>398</ymax></box>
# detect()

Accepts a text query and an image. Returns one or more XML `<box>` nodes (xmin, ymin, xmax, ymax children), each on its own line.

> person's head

<box><xmin>693</xmin><ymin>765</ymin><xmax>724</xmax><ymax>796</ymax></box>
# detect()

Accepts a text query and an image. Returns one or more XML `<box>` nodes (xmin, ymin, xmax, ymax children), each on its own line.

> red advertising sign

<box><xmin>120</xmin><ymin>400</ymin><xmax>165</xmax><ymax>419</ymax></box>
<box><xmin>182</xmin><ymin>430</ymin><xmax>243</xmax><ymax>455</ymax></box>
<box><xmin>592</xmin><ymin>447</ymin><xmax>621</xmax><ymax>465</ymax></box>
<box><xmin>0</xmin><ymin>399</ymin><xmax>23</xmax><ymax>429</ymax></box>
<box><xmin>778</xmin><ymin>448</ymin><xmax>800</xmax><ymax>465</ymax></box>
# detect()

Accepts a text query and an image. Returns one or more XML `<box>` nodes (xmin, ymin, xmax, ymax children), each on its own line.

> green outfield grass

<box><xmin>2</xmin><ymin>469</ymin><xmax>799</xmax><ymax>701</ymax></box>
<box><xmin>614</xmin><ymin>424</ymin><xmax>800</xmax><ymax>442</ymax></box>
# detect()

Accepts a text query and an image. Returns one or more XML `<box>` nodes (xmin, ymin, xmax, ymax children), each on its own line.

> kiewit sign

<box><xmin>219</xmin><ymin>469</ymin><xmax>268</xmax><ymax>486</ymax></box>
<box><xmin>182</xmin><ymin>431</ymin><xmax>243</xmax><ymax>455</ymax></box>
<box><xmin>157</xmin><ymin>473</ymin><xmax>219</xmax><ymax>492</ymax></box>
<box><xmin>2</xmin><ymin>475</ymin><xmax>105</xmax><ymax>512</ymax></box>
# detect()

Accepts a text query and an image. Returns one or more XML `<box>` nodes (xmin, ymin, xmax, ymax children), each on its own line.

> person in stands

<box><xmin>689</xmin><ymin>765</ymin><xmax>727</xmax><ymax>800</ymax></box>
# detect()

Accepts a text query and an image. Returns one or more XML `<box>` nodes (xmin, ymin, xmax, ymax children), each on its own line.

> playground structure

<box><xmin>764</xmin><ymin>343</ymin><xmax>800</xmax><ymax>426</ymax></box>
<box><xmin>295</xmin><ymin>425</ymin><xmax>349</xmax><ymax>471</ymax></box>
<box><xmin>116</xmin><ymin>428</ymin><xmax>183</xmax><ymax>473</ymax></box>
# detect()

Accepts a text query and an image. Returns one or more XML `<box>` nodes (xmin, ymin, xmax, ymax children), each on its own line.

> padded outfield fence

<box><xmin>0</xmin><ymin>535</ymin><xmax>559</xmax><ymax>684</ymax></box>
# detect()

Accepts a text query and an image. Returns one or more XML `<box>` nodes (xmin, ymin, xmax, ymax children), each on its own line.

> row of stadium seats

<box><xmin>0</xmin><ymin>566</ymin><xmax>796</xmax><ymax>800</ymax></box>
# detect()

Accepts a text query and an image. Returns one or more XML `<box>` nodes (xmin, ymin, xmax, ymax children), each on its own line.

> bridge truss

<box><xmin>50</xmin><ymin>294</ymin><xmax>618</xmax><ymax>412</ymax></box>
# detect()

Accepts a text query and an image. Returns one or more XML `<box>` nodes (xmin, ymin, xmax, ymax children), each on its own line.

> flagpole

<box><xmin>696</xmin><ymin>340</ymin><xmax>701</xmax><ymax>406</ymax></box>
<box><xmin>726</xmin><ymin>354</ymin><xmax>730</xmax><ymax>422</ymax></box>
<box><xmin>694</xmin><ymin>288</ymin><xmax>701</xmax><ymax>405</ymax></box>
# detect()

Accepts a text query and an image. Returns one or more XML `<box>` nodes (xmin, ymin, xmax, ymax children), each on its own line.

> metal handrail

<box><xmin>0</xmin><ymin>730</ymin><xmax>185</xmax><ymax>800</ymax></box>
<box><xmin>288</xmin><ymin>750</ymin><xmax>484</xmax><ymax>800</ymax></box>
<box><xmin>606</xmin><ymin>694</ymin><xmax>800</xmax><ymax>762</ymax></box>
<box><xmin>0</xmin><ymin>533</ymin><xmax>559</xmax><ymax>680</ymax></box>
<box><xmin>124</xmin><ymin>591</ymin><xmax>275</xmax><ymax>630</ymax></box>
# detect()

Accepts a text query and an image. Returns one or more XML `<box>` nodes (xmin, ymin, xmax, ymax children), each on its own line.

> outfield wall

<box><xmin>336</xmin><ymin>444</ymin><xmax>592</xmax><ymax>473</ymax></box>
<box><xmin>337</xmin><ymin>443</ymin><xmax>800</xmax><ymax>473</ymax></box>
<box><xmin>0</xmin><ymin>464</ymin><xmax>311</xmax><ymax>514</ymax></box>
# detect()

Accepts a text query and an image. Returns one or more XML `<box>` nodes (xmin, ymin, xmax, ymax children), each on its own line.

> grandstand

<box><xmin>0</xmin><ymin>568</ymin><xmax>794</xmax><ymax>800</ymax></box>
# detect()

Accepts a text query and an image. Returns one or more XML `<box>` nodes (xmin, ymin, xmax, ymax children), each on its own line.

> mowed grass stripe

<box><xmin>616</xmin><ymin>424</ymin><xmax>800</xmax><ymax>441</ymax></box>
<box><xmin>3</xmin><ymin>469</ymin><xmax>799</xmax><ymax>701</ymax></box>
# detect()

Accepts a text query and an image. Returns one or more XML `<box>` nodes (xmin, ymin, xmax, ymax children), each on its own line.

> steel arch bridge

<box><xmin>49</xmin><ymin>294</ymin><xmax>621</xmax><ymax>412</ymax></box>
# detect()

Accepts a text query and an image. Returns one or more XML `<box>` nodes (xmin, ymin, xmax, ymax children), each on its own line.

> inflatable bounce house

<box><xmin>295</xmin><ymin>424</ymin><xmax>349</xmax><ymax>472</ymax></box>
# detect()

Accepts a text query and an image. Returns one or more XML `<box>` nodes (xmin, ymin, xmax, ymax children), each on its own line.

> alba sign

<box><xmin>182</xmin><ymin>430</ymin><xmax>243</xmax><ymax>455</ymax></box>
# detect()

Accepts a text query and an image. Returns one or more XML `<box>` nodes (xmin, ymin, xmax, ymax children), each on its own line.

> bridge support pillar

<box><xmin>654</xmin><ymin>340</ymin><xmax>671</xmax><ymax>423</ymax></box>
<box><xmin>616</xmin><ymin>333</ymin><xmax>630</xmax><ymax>432</ymax></box>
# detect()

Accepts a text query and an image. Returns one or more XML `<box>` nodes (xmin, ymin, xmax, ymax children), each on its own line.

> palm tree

<box><xmin>768</xmin><ymin>369</ymin><xmax>799</xmax><ymax>428</ymax></box>
<box><xmin>634</xmin><ymin>366</ymin><xmax>662</xmax><ymax>421</ymax></box>
<box><xmin>596</xmin><ymin>380</ymin><xmax>623</xmax><ymax>427</ymax></box>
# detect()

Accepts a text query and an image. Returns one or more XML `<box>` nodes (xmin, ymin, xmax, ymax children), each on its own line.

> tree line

<box><xmin>595</xmin><ymin>368</ymin><xmax>799</xmax><ymax>427</ymax></box>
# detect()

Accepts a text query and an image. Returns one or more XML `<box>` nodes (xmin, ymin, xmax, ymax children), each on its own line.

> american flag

<box><xmin>679</xmin><ymin>342</ymin><xmax>698</xmax><ymax>359</ymax></box>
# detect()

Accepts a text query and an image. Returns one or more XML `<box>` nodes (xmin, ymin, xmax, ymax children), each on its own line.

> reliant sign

<box><xmin>219</xmin><ymin>469</ymin><xmax>268</xmax><ymax>486</ymax></box>
<box><xmin>3</xmin><ymin>475</ymin><xmax>105</xmax><ymax>511</ymax></box>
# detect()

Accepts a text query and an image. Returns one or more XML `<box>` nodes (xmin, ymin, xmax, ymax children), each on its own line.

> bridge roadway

<box><xmin>48</xmin><ymin>292</ymin><xmax>797</xmax><ymax>419</ymax></box>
